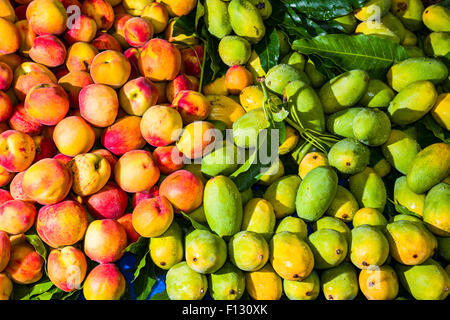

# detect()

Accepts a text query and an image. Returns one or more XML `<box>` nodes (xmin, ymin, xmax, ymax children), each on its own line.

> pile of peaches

<box><xmin>0</xmin><ymin>0</ymin><xmax>221</xmax><ymax>300</ymax></box>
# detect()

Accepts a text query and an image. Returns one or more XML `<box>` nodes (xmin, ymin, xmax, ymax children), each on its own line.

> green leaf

<box><xmin>292</xmin><ymin>34</ymin><xmax>410</xmax><ymax>79</ymax></box>
<box><xmin>33</xmin><ymin>286</ymin><xmax>60</xmax><ymax>300</ymax></box>
<box><xmin>181</xmin><ymin>212</ymin><xmax>210</xmax><ymax>231</ymax></box>
<box><xmin>388</xmin><ymin>199</ymin><xmax>422</xmax><ymax>219</ymax></box>
<box><xmin>419</xmin><ymin>115</ymin><xmax>450</xmax><ymax>144</ymax></box>
<box><xmin>201</xmin><ymin>25</ymin><xmax>227</xmax><ymax>83</ymax></box>
<box><xmin>25</xmin><ymin>234</ymin><xmax>47</xmax><ymax>261</ymax></box>
<box><xmin>254</xmin><ymin>27</ymin><xmax>281</xmax><ymax>72</ymax></box>
<box><xmin>17</xmin><ymin>280</ymin><xmax>55</xmax><ymax>300</ymax></box>
<box><xmin>132</xmin><ymin>251</ymin><xmax>150</xmax><ymax>283</ymax></box>
<box><xmin>149</xmin><ymin>290</ymin><xmax>170</xmax><ymax>300</ymax></box>
<box><xmin>171</xmin><ymin>11</ymin><xmax>197</xmax><ymax>38</ymax></box>
<box><xmin>195</xmin><ymin>0</ymin><xmax>205</xmax><ymax>30</ymax></box>
<box><xmin>124</xmin><ymin>236</ymin><xmax>148</xmax><ymax>256</ymax></box>
<box><xmin>133</xmin><ymin>260</ymin><xmax>157</xmax><ymax>300</ymax></box>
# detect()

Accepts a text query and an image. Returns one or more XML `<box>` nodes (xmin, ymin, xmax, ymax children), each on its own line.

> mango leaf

<box><xmin>133</xmin><ymin>259</ymin><xmax>157</xmax><ymax>300</ymax></box>
<box><xmin>388</xmin><ymin>199</ymin><xmax>422</xmax><ymax>219</ymax></box>
<box><xmin>149</xmin><ymin>290</ymin><xmax>170</xmax><ymax>300</ymax></box>
<box><xmin>171</xmin><ymin>11</ymin><xmax>197</xmax><ymax>38</ymax></box>
<box><xmin>419</xmin><ymin>115</ymin><xmax>450</xmax><ymax>144</ymax></box>
<box><xmin>26</xmin><ymin>233</ymin><xmax>47</xmax><ymax>261</ymax></box>
<box><xmin>132</xmin><ymin>251</ymin><xmax>150</xmax><ymax>283</ymax></box>
<box><xmin>32</xmin><ymin>286</ymin><xmax>61</xmax><ymax>300</ymax></box>
<box><xmin>254</xmin><ymin>27</ymin><xmax>281</xmax><ymax>72</ymax></box>
<box><xmin>181</xmin><ymin>212</ymin><xmax>210</xmax><ymax>231</ymax></box>
<box><xmin>292</xmin><ymin>34</ymin><xmax>410</xmax><ymax>79</ymax></box>
<box><xmin>200</xmin><ymin>25</ymin><xmax>227</xmax><ymax>83</ymax></box>
<box><xmin>13</xmin><ymin>278</ymin><xmax>54</xmax><ymax>300</ymax></box>
<box><xmin>124</xmin><ymin>236</ymin><xmax>148</xmax><ymax>256</ymax></box>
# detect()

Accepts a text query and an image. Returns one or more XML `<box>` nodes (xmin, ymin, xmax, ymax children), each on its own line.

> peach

<box><xmin>8</xmin><ymin>103</ymin><xmax>43</xmax><ymax>136</ymax></box>
<box><xmin>0</xmin><ymin>200</ymin><xmax>36</xmax><ymax>235</ymax></box>
<box><xmin>15</xmin><ymin>19</ymin><xmax>36</xmax><ymax>56</ymax></box>
<box><xmin>36</xmin><ymin>200</ymin><xmax>88</xmax><ymax>248</ymax></box>
<box><xmin>0</xmin><ymin>91</ymin><xmax>12</xmax><ymax>122</ymax></box>
<box><xmin>53</xmin><ymin>116</ymin><xmax>96</xmax><ymax>156</ymax></box>
<box><xmin>81</xmin><ymin>0</ymin><xmax>115</xmax><ymax>31</ymax></box>
<box><xmin>138</xmin><ymin>38</ymin><xmax>181</xmax><ymax>82</ymax></box>
<box><xmin>122</xmin><ymin>0</ymin><xmax>153</xmax><ymax>16</ymax></box>
<box><xmin>0</xmin><ymin>189</ymin><xmax>13</xmax><ymax>204</ymax></box>
<box><xmin>29</xmin><ymin>35</ymin><xmax>67</xmax><ymax>67</ymax></box>
<box><xmin>26</xmin><ymin>0</ymin><xmax>68</xmax><ymax>35</ymax></box>
<box><xmin>24</xmin><ymin>83</ymin><xmax>69</xmax><ymax>125</ymax></box>
<box><xmin>124</xmin><ymin>17</ymin><xmax>153</xmax><ymax>47</ymax></box>
<box><xmin>117</xmin><ymin>213</ymin><xmax>140</xmax><ymax>244</ymax></box>
<box><xmin>0</xmin><ymin>165</ymin><xmax>13</xmax><ymax>187</ymax></box>
<box><xmin>0</xmin><ymin>54</ymin><xmax>23</xmax><ymax>71</ymax></box>
<box><xmin>0</xmin><ymin>0</ymin><xmax>15</xmax><ymax>22</ymax></box>
<box><xmin>158</xmin><ymin>0</ymin><xmax>197</xmax><ymax>17</ymax></box>
<box><xmin>79</xmin><ymin>83</ymin><xmax>119</xmax><ymax>127</ymax></box>
<box><xmin>5</xmin><ymin>242</ymin><xmax>43</xmax><ymax>284</ymax></box>
<box><xmin>0</xmin><ymin>272</ymin><xmax>12</xmax><ymax>300</ymax></box>
<box><xmin>225</xmin><ymin>65</ymin><xmax>253</xmax><ymax>95</ymax></box>
<box><xmin>132</xmin><ymin>185</ymin><xmax>159</xmax><ymax>208</ymax></box>
<box><xmin>84</xmin><ymin>219</ymin><xmax>127</xmax><ymax>263</ymax></box>
<box><xmin>132</xmin><ymin>196</ymin><xmax>174</xmax><ymax>237</ymax></box>
<box><xmin>112</xmin><ymin>13</ymin><xmax>133</xmax><ymax>49</ymax></box>
<box><xmin>186</xmin><ymin>75</ymin><xmax>200</xmax><ymax>91</ymax></box>
<box><xmin>181</xmin><ymin>45</ymin><xmax>204</xmax><ymax>78</ymax></box>
<box><xmin>140</xmin><ymin>105</ymin><xmax>183</xmax><ymax>147</ymax></box>
<box><xmin>66</xmin><ymin>42</ymin><xmax>99</xmax><ymax>72</ymax></box>
<box><xmin>86</xmin><ymin>182</ymin><xmax>127</xmax><ymax>219</ymax></box>
<box><xmin>9</xmin><ymin>171</ymin><xmax>33</xmax><ymax>201</ymax></box>
<box><xmin>92</xmin><ymin>148</ymin><xmax>118</xmax><ymax>171</ymax></box>
<box><xmin>32</xmin><ymin>135</ymin><xmax>57</xmax><ymax>163</ymax></box>
<box><xmin>47</xmin><ymin>246</ymin><xmax>87</xmax><ymax>292</ymax></box>
<box><xmin>91</xmin><ymin>32</ymin><xmax>122</xmax><ymax>52</ymax></box>
<box><xmin>123</xmin><ymin>47</ymin><xmax>140</xmax><ymax>80</ymax></box>
<box><xmin>60</xmin><ymin>0</ymin><xmax>82</xmax><ymax>8</ymax></box>
<box><xmin>68</xmin><ymin>153</ymin><xmax>111</xmax><ymax>196</ymax></box>
<box><xmin>65</xmin><ymin>15</ymin><xmax>98</xmax><ymax>44</ymax></box>
<box><xmin>154</xmin><ymin>81</ymin><xmax>168</xmax><ymax>104</ymax></box>
<box><xmin>53</xmin><ymin>153</ymin><xmax>73</xmax><ymax>165</ymax></box>
<box><xmin>172</xmin><ymin>90</ymin><xmax>211</xmax><ymax>124</ymax></box>
<box><xmin>83</xmin><ymin>263</ymin><xmax>125</xmax><ymax>300</ymax></box>
<box><xmin>0</xmin><ymin>231</ymin><xmax>10</xmax><ymax>272</ymax></box>
<box><xmin>141</xmin><ymin>2</ymin><xmax>169</xmax><ymax>34</ymax></box>
<box><xmin>159</xmin><ymin>169</ymin><xmax>204</xmax><ymax>213</ymax></box>
<box><xmin>22</xmin><ymin>158</ymin><xmax>73</xmax><ymax>205</ymax></box>
<box><xmin>13</xmin><ymin>62</ymin><xmax>56</xmax><ymax>100</ymax></box>
<box><xmin>101</xmin><ymin>116</ymin><xmax>146</xmax><ymax>155</ymax></box>
<box><xmin>0</xmin><ymin>130</ymin><xmax>36</xmax><ymax>172</ymax></box>
<box><xmin>176</xmin><ymin>121</ymin><xmax>217</xmax><ymax>159</ymax></box>
<box><xmin>58</xmin><ymin>71</ymin><xmax>94</xmax><ymax>108</ymax></box>
<box><xmin>90</xmin><ymin>50</ymin><xmax>131</xmax><ymax>88</ymax></box>
<box><xmin>152</xmin><ymin>145</ymin><xmax>184</xmax><ymax>175</ymax></box>
<box><xmin>0</xmin><ymin>62</ymin><xmax>12</xmax><ymax>90</ymax></box>
<box><xmin>0</xmin><ymin>18</ymin><xmax>20</xmax><ymax>55</ymax></box>
<box><xmin>114</xmin><ymin>150</ymin><xmax>160</xmax><ymax>193</ymax></box>
<box><xmin>166</xmin><ymin>74</ymin><xmax>195</xmax><ymax>103</ymax></box>
<box><xmin>119</xmin><ymin>77</ymin><xmax>158</xmax><ymax>116</ymax></box>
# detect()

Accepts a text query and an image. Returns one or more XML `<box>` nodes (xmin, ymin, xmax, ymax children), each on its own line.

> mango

<box><xmin>203</xmin><ymin>176</ymin><xmax>243</xmax><ymax>238</ymax></box>
<box><xmin>325</xmin><ymin>186</ymin><xmax>359</xmax><ymax>222</ymax></box>
<box><xmin>265</xmin><ymin>64</ymin><xmax>310</xmax><ymax>96</ymax></box>
<box><xmin>438</xmin><ymin>237</ymin><xmax>450</xmax><ymax>262</ymax></box>
<box><xmin>326</xmin><ymin>107</ymin><xmax>364</xmax><ymax>139</ymax></box>
<box><xmin>281</xmin><ymin>52</ymin><xmax>306</xmax><ymax>72</ymax></box>
<box><xmin>228</xmin><ymin>0</ymin><xmax>266</xmax><ymax>44</ymax></box>
<box><xmin>219</xmin><ymin>36</ymin><xmax>251</xmax><ymax>66</ymax></box>
<box><xmin>241</xmin><ymin>198</ymin><xmax>275</xmax><ymax>241</ymax></box>
<box><xmin>246</xmin><ymin>50</ymin><xmax>266</xmax><ymax>80</ymax></box>
<box><xmin>431</xmin><ymin>93</ymin><xmax>450</xmax><ymax>131</ymax></box>
<box><xmin>245</xmin><ymin>262</ymin><xmax>282</xmax><ymax>300</ymax></box>
<box><xmin>355</xmin><ymin>20</ymin><xmax>402</xmax><ymax>44</ymax></box>
<box><xmin>149</xmin><ymin>221</ymin><xmax>184</xmax><ymax>270</ymax></box>
<box><xmin>279</xmin><ymin>125</ymin><xmax>300</xmax><ymax>155</ymax></box>
<box><xmin>283</xmin><ymin>271</ymin><xmax>320</xmax><ymax>300</ymax></box>
<box><xmin>284</xmin><ymin>80</ymin><xmax>325</xmax><ymax>132</ymax></box>
<box><xmin>350</xmin><ymin>225</ymin><xmax>389</xmax><ymax>269</ymax></box>
<box><xmin>263</xmin><ymin>175</ymin><xmax>301</xmax><ymax>219</ymax></box>
<box><xmin>328</xmin><ymin>138</ymin><xmax>370</xmax><ymax>175</ymax></box>
<box><xmin>387</xmin><ymin>57</ymin><xmax>448</xmax><ymax>92</ymax></box>
<box><xmin>228</xmin><ymin>231</ymin><xmax>268</xmax><ymax>271</ymax></box>
<box><xmin>349</xmin><ymin>167</ymin><xmax>387</xmax><ymax>212</ymax></box>
<box><xmin>394</xmin><ymin>176</ymin><xmax>425</xmax><ymax>217</ymax></box>
<box><xmin>298</xmin><ymin>152</ymin><xmax>329</xmax><ymax>179</ymax></box>
<box><xmin>390</xmin><ymin>0</ymin><xmax>424</xmax><ymax>30</ymax></box>
<box><xmin>257</xmin><ymin>157</ymin><xmax>285</xmax><ymax>186</ymax></box>
<box><xmin>403</xmin><ymin>45</ymin><xmax>424</xmax><ymax>57</ymax></box>
<box><xmin>232</xmin><ymin>108</ymin><xmax>269</xmax><ymax>149</ymax></box>
<box><xmin>270</xmin><ymin>231</ymin><xmax>314</xmax><ymax>281</ymax></box>
<box><xmin>423</xmin><ymin>183</ymin><xmax>450</xmax><ymax>237</ymax></box>
<box><xmin>355</xmin><ymin>0</ymin><xmax>392</xmax><ymax>21</ymax></box>
<box><xmin>313</xmin><ymin>216</ymin><xmax>352</xmax><ymax>243</ymax></box>
<box><xmin>308</xmin><ymin>229</ymin><xmax>348</xmax><ymax>269</ymax></box>
<box><xmin>204</xmin><ymin>0</ymin><xmax>232</xmax><ymax>39</ymax></box>
<box><xmin>381</xmin><ymin>13</ymin><xmax>407</xmax><ymax>42</ymax></box>
<box><xmin>352</xmin><ymin>208</ymin><xmax>388</xmax><ymax>229</ymax></box>
<box><xmin>424</xmin><ymin>32</ymin><xmax>450</xmax><ymax>58</ymax></box>
<box><xmin>422</xmin><ymin>4</ymin><xmax>450</xmax><ymax>32</ymax></box>
<box><xmin>333</xmin><ymin>13</ymin><xmax>358</xmax><ymax>33</ymax></box>
<box><xmin>275</xmin><ymin>216</ymin><xmax>308</xmax><ymax>240</ymax></box>
<box><xmin>305</xmin><ymin>59</ymin><xmax>327</xmax><ymax>88</ymax></box>
<box><xmin>276</xmin><ymin>30</ymin><xmax>290</xmax><ymax>57</ymax></box>
<box><xmin>201</xmin><ymin>143</ymin><xmax>239</xmax><ymax>177</ymax></box>
<box><xmin>321</xmin><ymin>262</ymin><xmax>359</xmax><ymax>300</ymax></box>
<box><xmin>381</xmin><ymin>130</ymin><xmax>421</xmax><ymax>175</ymax></box>
<box><xmin>209</xmin><ymin>262</ymin><xmax>245</xmax><ymax>300</ymax></box>
<box><xmin>166</xmin><ymin>262</ymin><xmax>208</xmax><ymax>300</ymax></box>
<box><xmin>396</xmin><ymin>259</ymin><xmax>450</xmax><ymax>300</ymax></box>
<box><xmin>185</xmin><ymin>229</ymin><xmax>227</xmax><ymax>274</ymax></box>
<box><xmin>407</xmin><ymin>143</ymin><xmax>450</xmax><ymax>194</ymax></box>
<box><xmin>392</xmin><ymin>213</ymin><xmax>422</xmax><ymax>223</ymax></box>
<box><xmin>248</xmin><ymin>0</ymin><xmax>272</xmax><ymax>19</ymax></box>
<box><xmin>402</xmin><ymin>29</ymin><xmax>418</xmax><ymax>46</ymax></box>
<box><xmin>373</xmin><ymin>158</ymin><xmax>391</xmax><ymax>178</ymax></box>
<box><xmin>353</xmin><ymin>108</ymin><xmax>391</xmax><ymax>146</ymax></box>
<box><xmin>296</xmin><ymin>166</ymin><xmax>338</xmax><ymax>223</ymax></box>
<box><xmin>386</xmin><ymin>220</ymin><xmax>435</xmax><ymax>265</ymax></box>
<box><xmin>359</xmin><ymin>265</ymin><xmax>399</xmax><ymax>300</ymax></box>
<box><xmin>359</xmin><ymin>79</ymin><xmax>395</xmax><ymax>108</ymax></box>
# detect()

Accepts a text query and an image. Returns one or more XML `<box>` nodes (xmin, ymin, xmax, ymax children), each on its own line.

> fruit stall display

<box><xmin>0</xmin><ymin>0</ymin><xmax>449</xmax><ymax>301</ymax></box>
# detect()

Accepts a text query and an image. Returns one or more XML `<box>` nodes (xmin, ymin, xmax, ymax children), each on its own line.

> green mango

<box><xmin>352</xmin><ymin>108</ymin><xmax>391</xmax><ymax>146</ymax></box>
<box><xmin>381</xmin><ymin>129</ymin><xmax>421</xmax><ymax>175</ymax></box>
<box><xmin>392</xmin><ymin>213</ymin><xmax>422</xmax><ymax>223</ymax></box>
<box><xmin>319</xmin><ymin>69</ymin><xmax>370</xmax><ymax>114</ymax></box>
<box><xmin>394</xmin><ymin>176</ymin><xmax>425</xmax><ymax>217</ymax></box>
<box><xmin>407</xmin><ymin>143</ymin><xmax>450</xmax><ymax>194</ymax></box>
<box><xmin>359</xmin><ymin>79</ymin><xmax>395</xmax><ymax>108</ymax></box>
<box><xmin>424</xmin><ymin>32</ymin><xmax>450</xmax><ymax>58</ymax></box>
<box><xmin>308</xmin><ymin>229</ymin><xmax>348</xmax><ymax>269</ymax></box>
<box><xmin>423</xmin><ymin>183</ymin><xmax>450</xmax><ymax>237</ymax></box>
<box><xmin>203</xmin><ymin>176</ymin><xmax>243</xmax><ymax>238</ymax></box>
<box><xmin>350</xmin><ymin>225</ymin><xmax>389</xmax><ymax>269</ymax></box>
<box><xmin>228</xmin><ymin>0</ymin><xmax>266</xmax><ymax>43</ymax></box>
<box><xmin>187</xmin><ymin>205</ymin><xmax>207</xmax><ymax>223</ymax></box>
<box><xmin>295</xmin><ymin>166</ymin><xmax>338</xmax><ymax>223</ymax></box>
<box><xmin>232</xmin><ymin>108</ymin><xmax>269</xmax><ymax>149</ymax></box>
<box><xmin>380</xmin><ymin>13</ymin><xmax>406</xmax><ymax>43</ymax></box>
<box><xmin>333</xmin><ymin>13</ymin><xmax>357</xmax><ymax>34</ymax></box>
<box><xmin>352</xmin><ymin>208</ymin><xmax>388</xmax><ymax>229</ymax></box>
<box><xmin>276</xmin><ymin>30</ymin><xmax>290</xmax><ymax>57</ymax></box>
<box><xmin>284</xmin><ymin>80</ymin><xmax>326</xmax><ymax>132</ymax></box>
<box><xmin>396</xmin><ymin>259</ymin><xmax>450</xmax><ymax>300</ymax></box>
<box><xmin>304</xmin><ymin>59</ymin><xmax>327</xmax><ymax>88</ymax></box>
<box><xmin>402</xmin><ymin>29</ymin><xmax>418</xmax><ymax>46</ymax></box>
<box><xmin>204</xmin><ymin>0</ymin><xmax>232</xmax><ymax>39</ymax></box>
<box><xmin>240</xmin><ymin>188</ymin><xmax>253</xmax><ymax>205</ymax></box>
<box><xmin>326</xmin><ymin>107</ymin><xmax>364</xmax><ymax>138</ymax></box>
<box><xmin>257</xmin><ymin>157</ymin><xmax>285</xmax><ymax>186</ymax></box>
<box><xmin>438</xmin><ymin>237</ymin><xmax>450</xmax><ymax>262</ymax></box>
<box><xmin>281</xmin><ymin>52</ymin><xmax>307</xmax><ymax>72</ymax></box>
<box><xmin>275</xmin><ymin>216</ymin><xmax>308</xmax><ymax>240</ymax></box>
<box><xmin>387</xmin><ymin>57</ymin><xmax>448</xmax><ymax>92</ymax></box>
<box><xmin>354</xmin><ymin>0</ymin><xmax>392</xmax><ymax>21</ymax></box>
<box><xmin>185</xmin><ymin>229</ymin><xmax>227</xmax><ymax>274</ymax></box>
<box><xmin>241</xmin><ymin>198</ymin><xmax>276</xmax><ymax>241</ymax></box>
<box><xmin>349</xmin><ymin>167</ymin><xmax>387</xmax><ymax>212</ymax></box>
<box><xmin>218</xmin><ymin>35</ymin><xmax>252</xmax><ymax>66</ymax></box>
<box><xmin>248</xmin><ymin>0</ymin><xmax>272</xmax><ymax>19</ymax></box>
<box><xmin>328</xmin><ymin>138</ymin><xmax>370</xmax><ymax>175</ymax></box>
<box><xmin>390</xmin><ymin>0</ymin><xmax>424</xmax><ymax>30</ymax></box>
<box><xmin>149</xmin><ymin>221</ymin><xmax>184</xmax><ymax>270</ymax></box>
<box><xmin>325</xmin><ymin>186</ymin><xmax>359</xmax><ymax>222</ymax></box>
<box><xmin>263</xmin><ymin>175</ymin><xmax>301</xmax><ymax>219</ymax></box>
<box><xmin>403</xmin><ymin>45</ymin><xmax>424</xmax><ymax>57</ymax></box>
<box><xmin>166</xmin><ymin>262</ymin><xmax>208</xmax><ymax>300</ymax></box>
<box><xmin>321</xmin><ymin>262</ymin><xmax>359</xmax><ymax>300</ymax></box>
<box><xmin>201</xmin><ymin>143</ymin><xmax>238</xmax><ymax>177</ymax></box>
<box><xmin>283</xmin><ymin>271</ymin><xmax>320</xmax><ymax>300</ymax></box>
<box><xmin>355</xmin><ymin>20</ymin><xmax>401</xmax><ymax>44</ymax></box>
<box><xmin>265</xmin><ymin>64</ymin><xmax>311</xmax><ymax>96</ymax></box>
<box><xmin>388</xmin><ymin>80</ymin><xmax>438</xmax><ymax>125</ymax></box>
<box><xmin>228</xmin><ymin>231</ymin><xmax>269</xmax><ymax>271</ymax></box>
<box><xmin>313</xmin><ymin>216</ymin><xmax>352</xmax><ymax>243</ymax></box>
<box><xmin>422</xmin><ymin>4</ymin><xmax>450</xmax><ymax>32</ymax></box>
<box><xmin>209</xmin><ymin>262</ymin><xmax>245</xmax><ymax>300</ymax></box>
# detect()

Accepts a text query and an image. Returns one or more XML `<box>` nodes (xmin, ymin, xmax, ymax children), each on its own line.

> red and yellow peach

<box><xmin>0</xmin><ymin>130</ymin><xmax>36</xmax><ymax>172</ymax></box>
<box><xmin>0</xmin><ymin>231</ymin><xmax>10</xmax><ymax>272</ymax></box>
<box><xmin>32</xmin><ymin>135</ymin><xmax>57</xmax><ymax>163</ymax></box>
<box><xmin>53</xmin><ymin>116</ymin><xmax>96</xmax><ymax>156</ymax></box>
<box><xmin>81</xmin><ymin>0</ymin><xmax>115</xmax><ymax>31</ymax></box>
<box><xmin>117</xmin><ymin>213</ymin><xmax>140</xmax><ymax>244</ymax></box>
<box><xmin>26</xmin><ymin>0</ymin><xmax>67</xmax><ymax>35</ymax></box>
<box><xmin>132</xmin><ymin>185</ymin><xmax>159</xmax><ymax>208</ymax></box>
<box><xmin>58</xmin><ymin>70</ymin><xmax>94</xmax><ymax>108</ymax></box>
<box><xmin>92</xmin><ymin>148</ymin><xmax>118</xmax><ymax>171</ymax></box>
<box><xmin>158</xmin><ymin>0</ymin><xmax>197</xmax><ymax>17</ymax></box>
<box><xmin>119</xmin><ymin>76</ymin><xmax>159</xmax><ymax>116</ymax></box>
<box><xmin>91</xmin><ymin>32</ymin><xmax>122</xmax><ymax>52</ymax></box>
<box><xmin>9</xmin><ymin>171</ymin><xmax>33</xmax><ymax>201</ymax></box>
<box><xmin>141</xmin><ymin>2</ymin><xmax>169</xmax><ymax>34</ymax></box>
<box><xmin>47</xmin><ymin>246</ymin><xmax>87</xmax><ymax>292</ymax></box>
<box><xmin>181</xmin><ymin>45</ymin><xmax>204</xmax><ymax>78</ymax></box>
<box><xmin>101</xmin><ymin>115</ymin><xmax>146</xmax><ymax>156</ymax></box>
<box><xmin>165</xmin><ymin>74</ymin><xmax>195</xmax><ymax>103</ymax></box>
<box><xmin>5</xmin><ymin>242</ymin><xmax>43</xmax><ymax>284</ymax></box>
<box><xmin>175</xmin><ymin>121</ymin><xmax>217</xmax><ymax>159</ymax></box>
<box><xmin>0</xmin><ymin>91</ymin><xmax>12</xmax><ymax>122</ymax></box>
<box><xmin>66</xmin><ymin>42</ymin><xmax>99</xmax><ymax>73</ymax></box>
<box><xmin>8</xmin><ymin>103</ymin><xmax>43</xmax><ymax>136</ymax></box>
<box><xmin>0</xmin><ymin>62</ymin><xmax>12</xmax><ymax>91</ymax></box>
<box><xmin>152</xmin><ymin>145</ymin><xmax>184</xmax><ymax>175</ymax></box>
<box><xmin>0</xmin><ymin>17</ymin><xmax>21</xmax><ymax>54</ymax></box>
<box><xmin>68</xmin><ymin>153</ymin><xmax>111</xmax><ymax>196</ymax></box>
<box><xmin>83</xmin><ymin>263</ymin><xmax>125</xmax><ymax>300</ymax></box>
<box><xmin>79</xmin><ymin>83</ymin><xmax>119</xmax><ymax>127</ymax></box>
<box><xmin>124</xmin><ymin>17</ymin><xmax>153</xmax><ymax>47</ymax></box>
<box><xmin>13</xmin><ymin>62</ymin><xmax>56</xmax><ymax>101</ymax></box>
<box><xmin>15</xmin><ymin>19</ymin><xmax>36</xmax><ymax>56</ymax></box>
<box><xmin>29</xmin><ymin>35</ymin><xmax>67</xmax><ymax>67</ymax></box>
<box><xmin>64</xmin><ymin>15</ymin><xmax>98</xmax><ymax>44</ymax></box>
<box><xmin>86</xmin><ymin>181</ymin><xmax>128</xmax><ymax>220</ymax></box>
<box><xmin>0</xmin><ymin>273</ymin><xmax>12</xmax><ymax>300</ymax></box>
<box><xmin>132</xmin><ymin>196</ymin><xmax>174</xmax><ymax>237</ymax></box>
<box><xmin>140</xmin><ymin>105</ymin><xmax>183</xmax><ymax>147</ymax></box>
<box><xmin>172</xmin><ymin>90</ymin><xmax>211</xmax><ymax>124</ymax></box>
<box><xmin>90</xmin><ymin>50</ymin><xmax>131</xmax><ymax>88</ymax></box>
